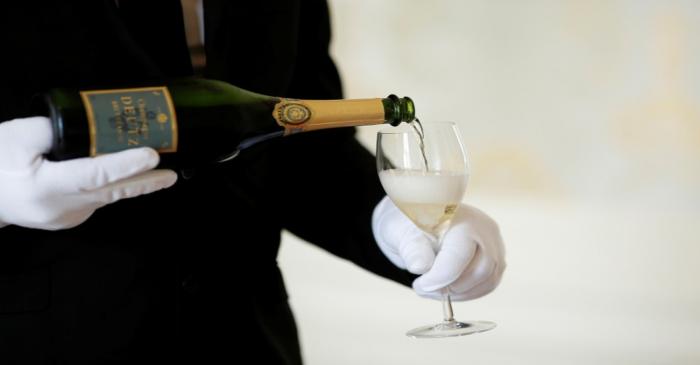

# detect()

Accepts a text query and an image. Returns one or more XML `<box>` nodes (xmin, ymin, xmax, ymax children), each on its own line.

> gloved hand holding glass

<box><xmin>373</xmin><ymin>121</ymin><xmax>505</xmax><ymax>338</ymax></box>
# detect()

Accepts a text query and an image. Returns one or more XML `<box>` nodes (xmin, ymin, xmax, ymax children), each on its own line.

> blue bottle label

<box><xmin>80</xmin><ymin>86</ymin><xmax>178</xmax><ymax>156</ymax></box>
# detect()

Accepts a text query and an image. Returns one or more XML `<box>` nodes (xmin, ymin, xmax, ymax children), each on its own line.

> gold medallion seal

<box><xmin>273</xmin><ymin>100</ymin><xmax>311</xmax><ymax>125</ymax></box>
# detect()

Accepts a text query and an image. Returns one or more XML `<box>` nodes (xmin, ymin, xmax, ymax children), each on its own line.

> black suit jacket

<box><xmin>0</xmin><ymin>1</ymin><xmax>415</xmax><ymax>364</ymax></box>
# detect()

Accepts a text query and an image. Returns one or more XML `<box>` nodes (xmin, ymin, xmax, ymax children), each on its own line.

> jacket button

<box><xmin>181</xmin><ymin>275</ymin><xmax>199</xmax><ymax>294</ymax></box>
<box><xmin>179</xmin><ymin>169</ymin><xmax>196</xmax><ymax>180</ymax></box>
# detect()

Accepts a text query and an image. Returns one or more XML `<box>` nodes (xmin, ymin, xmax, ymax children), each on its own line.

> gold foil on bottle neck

<box><xmin>272</xmin><ymin>98</ymin><xmax>385</xmax><ymax>135</ymax></box>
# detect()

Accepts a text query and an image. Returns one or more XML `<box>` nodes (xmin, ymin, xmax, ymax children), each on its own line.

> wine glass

<box><xmin>376</xmin><ymin>121</ymin><xmax>496</xmax><ymax>338</ymax></box>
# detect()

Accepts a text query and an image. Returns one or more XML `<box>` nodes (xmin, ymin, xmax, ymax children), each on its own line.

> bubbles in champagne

<box><xmin>378</xmin><ymin>169</ymin><xmax>467</xmax><ymax>236</ymax></box>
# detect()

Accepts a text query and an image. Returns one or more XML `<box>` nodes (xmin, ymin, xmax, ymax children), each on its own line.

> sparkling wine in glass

<box><xmin>376</xmin><ymin>121</ymin><xmax>496</xmax><ymax>338</ymax></box>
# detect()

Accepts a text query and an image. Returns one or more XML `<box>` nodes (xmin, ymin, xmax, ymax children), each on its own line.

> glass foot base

<box><xmin>406</xmin><ymin>320</ymin><xmax>496</xmax><ymax>338</ymax></box>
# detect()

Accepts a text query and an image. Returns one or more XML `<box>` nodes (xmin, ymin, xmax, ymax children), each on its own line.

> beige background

<box><xmin>278</xmin><ymin>1</ymin><xmax>700</xmax><ymax>364</ymax></box>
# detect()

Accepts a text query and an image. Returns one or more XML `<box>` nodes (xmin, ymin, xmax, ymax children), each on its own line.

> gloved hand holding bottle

<box><xmin>0</xmin><ymin>116</ymin><xmax>177</xmax><ymax>230</ymax></box>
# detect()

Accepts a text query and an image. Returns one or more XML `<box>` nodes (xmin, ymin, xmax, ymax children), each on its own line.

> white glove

<box><xmin>372</xmin><ymin>196</ymin><xmax>506</xmax><ymax>301</ymax></box>
<box><xmin>0</xmin><ymin>116</ymin><xmax>178</xmax><ymax>230</ymax></box>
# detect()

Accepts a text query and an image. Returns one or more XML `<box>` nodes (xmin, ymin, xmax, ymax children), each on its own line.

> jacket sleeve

<box><xmin>208</xmin><ymin>0</ymin><xmax>417</xmax><ymax>286</ymax></box>
<box><xmin>268</xmin><ymin>129</ymin><xmax>418</xmax><ymax>288</ymax></box>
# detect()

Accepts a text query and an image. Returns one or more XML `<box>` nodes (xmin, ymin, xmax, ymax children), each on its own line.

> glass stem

<box><xmin>442</xmin><ymin>288</ymin><xmax>455</xmax><ymax>322</ymax></box>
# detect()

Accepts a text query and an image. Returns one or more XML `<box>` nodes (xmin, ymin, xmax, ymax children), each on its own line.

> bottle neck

<box><xmin>272</xmin><ymin>95</ymin><xmax>415</xmax><ymax>135</ymax></box>
<box><xmin>382</xmin><ymin>94</ymin><xmax>415</xmax><ymax>126</ymax></box>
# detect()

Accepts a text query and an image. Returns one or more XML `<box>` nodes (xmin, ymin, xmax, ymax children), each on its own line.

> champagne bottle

<box><xmin>42</xmin><ymin>78</ymin><xmax>415</xmax><ymax>166</ymax></box>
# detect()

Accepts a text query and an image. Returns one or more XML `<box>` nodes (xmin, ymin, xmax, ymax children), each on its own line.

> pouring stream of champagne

<box><xmin>411</xmin><ymin>118</ymin><xmax>430</xmax><ymax>172</ymax></box>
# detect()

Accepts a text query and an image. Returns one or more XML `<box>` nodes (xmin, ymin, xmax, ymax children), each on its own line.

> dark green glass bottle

<box><xmin>42</xmin><ymin>78</ymin><xmax>415</xmax><ymax>167</ymax></box>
